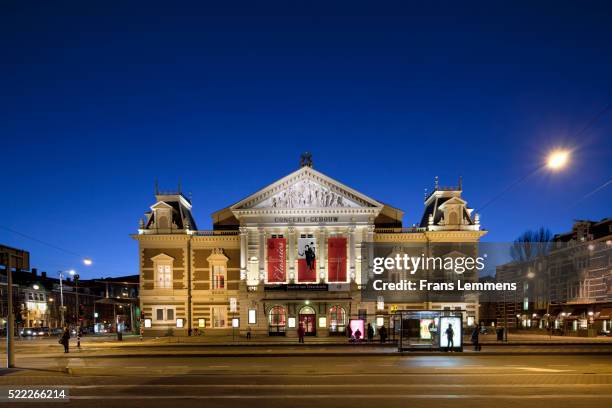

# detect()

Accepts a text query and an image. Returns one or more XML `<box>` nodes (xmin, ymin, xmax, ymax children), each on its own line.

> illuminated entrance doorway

<box><xmin>299</xmin><ymin>306</ymin><xmax>316</xmax><ymax>336</ymax></box>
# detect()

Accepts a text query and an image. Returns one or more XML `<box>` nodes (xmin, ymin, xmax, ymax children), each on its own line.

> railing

<box><xmin>374</xmin><ymin>227</ymin><xmax>426</xmax><ymax>234</ymax></box>
<box><xmin>193</xmin><ymin>230</ymin><xmax>240</xmax><ymax>236</ymax></box>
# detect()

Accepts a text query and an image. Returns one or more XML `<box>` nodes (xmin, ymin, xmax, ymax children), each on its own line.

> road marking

<box><xmin>69</xmin><ymin>384</ymin><xmax>612</xmax><ymax>389</ymax></box>
<box><xmin>68</xmin><ymin>394</ymin><xmax>612</xmax><ymax>400</ymax></box>
<box><xmin>514</xmin><ymin>367</ymin><xmax>573</xmax><ymax>373</ymax></box>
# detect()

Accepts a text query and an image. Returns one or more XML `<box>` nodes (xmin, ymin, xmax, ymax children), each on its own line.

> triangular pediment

<box><xmin>438</xmin><ymin>196</ymin><xmax>466</xmax><ymax>209</ymax></box>
<box><xmin>231</xmin><ymin>167</ymin><xmax>383</xmax><ymax>212</ymax></box>
<box><xmin>150</xmin><ymin>201</ymin><xmax>174</xmax><ymax>211</ymax></box>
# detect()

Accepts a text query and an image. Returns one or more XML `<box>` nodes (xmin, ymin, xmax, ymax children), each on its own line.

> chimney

<box><xmin>41</xmin><ymin>271</ymin><xmax>47</xmax><ymax>279</ymax></box>
<box><xmin>32</xmin><ymin>268</ymin><xmax>38</xmax><ymax>276</ymax></box>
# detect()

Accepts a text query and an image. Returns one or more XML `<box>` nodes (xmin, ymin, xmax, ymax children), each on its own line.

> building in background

<box><xmin>1</xmin><ymin>251</ymin><xmax>139</xmax><ymax>336</ymax></box>
<box><xmin>134</xmin><ymin>157</ymin><xmax>485</xmax><ymax>337</ymax></box>
<box><xmin>496</xmin><ymin>218</ymin><xmax>612</xmax><ymax>336</ymax></box>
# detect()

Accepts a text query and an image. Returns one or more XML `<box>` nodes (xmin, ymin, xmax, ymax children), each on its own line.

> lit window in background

<box><xmin>318</xmin><ymin>317</ymin><xmax>327</xmax><ymax>328</ymax></box>
<box><xmin>198</xmin><ymin>318</ymin><xmax>205</xmax><ymax>328</ymax></box>
<box><xmin>248</xmin><ymin>309</ymin><xmax>256</xmax><ymax>324</ymax></box>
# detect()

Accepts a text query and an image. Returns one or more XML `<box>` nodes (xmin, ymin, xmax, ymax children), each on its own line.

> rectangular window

<box><xmin>213</xmin><ymin>265</ymin><xmax>225</xmax><ymax>289</ymax></box>
<box><xmin>198</xmin><ymin>318</ymin><xmax>205</xmax><ymax>328</ymax></box>
<box><xmin>212</xmin><ymin>307</ymin><xmax>227</xmax><ymax>328</ymax></box>
<box><xmin>154</xmin><ymin>307</ymin><xmax>176</xmax><ymax>322</ymax></box>
<box><xmin>157</xmin><ymin>264</ymin><xmax>172</xmax><ymax>288</ymax></box>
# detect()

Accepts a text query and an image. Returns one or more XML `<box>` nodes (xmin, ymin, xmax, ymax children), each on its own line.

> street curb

<box><xmin>87</xmin><ymin>341</ymin><xmax>612</xmax><ymax>348</ymax></box>
<box><xmin>59</xmin><ymin>350</ymin><xmax>612</xmax><ymax>359</ymax></box>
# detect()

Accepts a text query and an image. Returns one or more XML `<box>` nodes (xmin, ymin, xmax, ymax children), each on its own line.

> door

<box><xmin>299</xmin><ymin>314</ymin><xmax>316</xmax><ymax>336</ymax></box>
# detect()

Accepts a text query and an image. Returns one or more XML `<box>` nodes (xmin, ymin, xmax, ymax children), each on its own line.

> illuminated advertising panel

<box><xmin>439</xmin><ymin>316</ymin><xmax>462</xmax><ymax>349</ymax></box>
<box><xmin>349</xmin><ymin>319</ymin><xmax>365</xmax><ymax>339</ymax></box>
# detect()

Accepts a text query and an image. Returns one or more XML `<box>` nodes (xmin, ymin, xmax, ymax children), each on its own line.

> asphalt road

<box><xmin>1</xmin><ymin>352</ymin><xmax>611</xmax><ymax>408</ymax></box>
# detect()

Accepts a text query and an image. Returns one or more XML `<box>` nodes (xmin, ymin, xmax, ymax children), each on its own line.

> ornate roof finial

<box><xmin>458</xmin><ymin>175</ymin><xmax>463</xmax><ymax>190</ymax></box>
<box><xmin>178</xmin><ymin>178</ymin><xmax>182</xmax><ymax>194</ymax></box>
<box><xmin>300</xmin><ymin>152</ymin><xmax>313</xmax><ymax>168</ymax></box>
<box><xmin>434</xmin><ymin>176</ymin><xmax>439</xmax><ymax>189</ymax></box>
<box><xmin>154</xmin><ymin>179</ymin><xmax>159</xmax><ymax>195</ymax></box>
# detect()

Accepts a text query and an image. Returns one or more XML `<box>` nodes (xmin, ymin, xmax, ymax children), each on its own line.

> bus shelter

<box><xmin>396</xmin><ymin>310</ymin><xmax>463</xmax><ymax>352</ymax></box>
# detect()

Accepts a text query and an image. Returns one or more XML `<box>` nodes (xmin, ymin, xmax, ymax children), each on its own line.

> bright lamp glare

<box><xmin>83</xmin><ymin>258</ymin><xmax>93</xmax><ymax>266</ymax></box>
<box><xmin>547</xmin><ymin>150</ymin><xmax>569</xmax><ymax>170</ymax></box>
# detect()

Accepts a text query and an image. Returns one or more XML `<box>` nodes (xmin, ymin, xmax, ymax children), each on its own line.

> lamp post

<box><xmin>58</xmin><ymin>269</ymin><xmax>76</xmax><ymax>328</ymax></box>
<box><xmin>5</xmin><ymin>254</ymin><xmax>15</xmax><ymax>368</ymax></box>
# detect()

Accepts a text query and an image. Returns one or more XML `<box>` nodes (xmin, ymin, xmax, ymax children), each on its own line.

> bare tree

<box><xmin>510</xmin><ymin>227</ymin><xmax>552</xmax><ymax>262</ymax></box>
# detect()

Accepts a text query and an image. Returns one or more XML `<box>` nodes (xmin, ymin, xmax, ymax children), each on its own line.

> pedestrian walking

<box><xmin>346</xmin><ymin>324</ymin><xmax>352</xmax><ymax>340</ymax></box>
<box><xmin>471</xmin><ymin>325</ymin><xmax>481</xmax><ymax>351</ymax></box>
<box><xmin>297</xmin><ymin>323</ymin><xmax>305</xmax><ymax>344</ymax></box>
<box><xmin>246</xmin><ymin>327</ymin><xmax>252</xmax><ymax>340</ymax></box>
<box><xmin>367</xmin><ymin>323</ymin><xmax>374</xmax><ymax>342</ymax></box>
<box><xmin>76</xmin><ymin>326</ymin><xmax>81</xmax><ymax>349</ymax></box>
<box><xmin>59</xmin><ymin>326</ymin><xmax>70</xmax><ymax>353</ymax></box>
<box><xmin>445</xmin><ymin>323</ymin><xmax>454</xmax><ymax>352</ymax></box>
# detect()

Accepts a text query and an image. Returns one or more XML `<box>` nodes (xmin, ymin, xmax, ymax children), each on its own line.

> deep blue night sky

<box><xmin>1</xmin><ymin>1</ymin><xmax>611</xmax><ymax>278</ymax></box>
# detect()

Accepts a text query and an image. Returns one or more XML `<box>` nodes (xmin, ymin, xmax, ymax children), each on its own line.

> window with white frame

<box><xmin>152</xmin><ymin>253</ymin><xmax>174</xmax><ymax>289</ymax></box>
<box><xmin>207</xmin><ymin>249</ymin><xmax>229</xmax><ymax>291</ymax></box>
<box><xmin>211</xmin><ymin>306</ymin><xmax>227</xmax><ymax>328</ymax></box>
<box><xmin>212</xmin><ymin>265</ymin><xmax>226</xmax><ymax>290</ymax></box>
<box><xmin>153</xmin><ymin>306</ymin><xmax>176</xmax><ymax>322</ymax></box>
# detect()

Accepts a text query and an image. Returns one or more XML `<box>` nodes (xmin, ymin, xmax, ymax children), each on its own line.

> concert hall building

<box><xmin>133</xmin><ymin>158</ymin><xmax>485</xmax><ymax>337</ymax></box>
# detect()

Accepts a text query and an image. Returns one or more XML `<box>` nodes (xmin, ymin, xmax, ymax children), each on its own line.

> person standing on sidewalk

<box><xmin>59</xmin><ymin>326</ymin><xmax>70</xmax><ymax>353</ymax></box>
<box><xmin>379</xmin><ymin>325</ymin><xmax>387</xmax><ymax>344</ymax></box>
<box><xmin>471</xmin><ymin>325</ymin><xmax>481</xmax><ymax>351</ymax></box>
<box><xmin>367</xmin><ymin>323</ymin><xmax>374</xmax><ymax>342</ymax></box>
<box><xmin>76</xmin><ymin>327</ymin><xmax>81</xmax><ymax>349</ymax></box>
<box><xmin>297</xmin><ymin>323</ymin><xmax>305</xmax><ymax>344</ymax></box>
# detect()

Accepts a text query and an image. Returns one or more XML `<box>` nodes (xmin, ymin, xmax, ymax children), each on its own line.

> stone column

<box><xmin>258</xmin><ymin>227</ymin><xmax>266</xmax><ymax>282</ymax></box>
<box><xmin>348</xmin><ymin>225</ymin><xmax>356</xmax><ymax>282</ymax></box>
<box><xmin>367</xmin><ymin>224</ymin><xmax>375</xmax><ymax>281</ymax></box>
<box><xmin>288</xmin><ymin>226</ymin><xmax>296</xmax><ymax>282</ymax></box>
<box><xmin>318</xmin><ymin>227</ymin><xmax>327</xmax><ymax>282</ymax></box>
<box><xmin>239</xmin><ymin>226</ymin><xmax>248</xmax><ymax>280</ymax></box>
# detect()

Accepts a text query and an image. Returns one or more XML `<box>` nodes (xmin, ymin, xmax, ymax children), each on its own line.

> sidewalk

<box><xmin>4</xmin><ymin>332</ymin><xmax>611</xmax><ymax>349</ymax></box>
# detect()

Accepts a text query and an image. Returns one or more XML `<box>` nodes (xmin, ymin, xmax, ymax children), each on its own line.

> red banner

<box><xmin>297</xmin><ymin>237</ymin><xmax>317</xmax><ymax>282</ymax></box>
<box><xmin>328</xmin><ymin>237</ymin><xmax>347</xmax><ymax>282</ymax></box>
<box><xmin>267</xmin><ymin>238</ymin><xmax>286</xmax><ymax>283</ymax></box>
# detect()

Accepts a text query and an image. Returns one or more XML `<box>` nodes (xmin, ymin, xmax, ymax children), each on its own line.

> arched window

<box><xmin>269</xmin><ymin>305</ymin><xmax>286</xmax><ymax>334</ymax></box>
<box><xmin>299</xmin><ymin>306</ymin><xmax>315</xmax><ymax>315</ymax></box>
<box><xmin>329</xmin><ymin>305</ymin><xmax>346</xmax><ymax>333</ymax></box>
